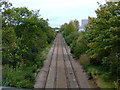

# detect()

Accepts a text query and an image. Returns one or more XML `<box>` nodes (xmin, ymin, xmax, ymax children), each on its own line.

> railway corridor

<box><xmin>34</xmin><ymin>33</ymin><xmax>91</xmax><ymax>88</ymax></box>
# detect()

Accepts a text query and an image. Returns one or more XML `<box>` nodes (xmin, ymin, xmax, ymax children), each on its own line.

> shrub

<box><xmin>65</xmin><ymin>31</ymin><xmax>79</xmax><ymax>46</ymax></box>
<box><xmin>2</xmin><ymin>63</ymin><xmax>35</xmax><ymax>88</ymax></box>
<box><xmin>72</xmin><ymin>31</ymin><xmax>88</xmax><ymax>59</ymax></box>
<box><xmin>79</xmin><ymin>54</ymin><xmax>90</xmax><ymax>65</ymax></box>
<box><xmin>102</xmin><ymin>53</ymin><xmax>120</xmax><ymax>79</ymax></box>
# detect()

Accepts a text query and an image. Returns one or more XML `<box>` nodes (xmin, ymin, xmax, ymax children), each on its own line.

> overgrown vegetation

<box><xmin>60</xmin><ymin>1</ymin><xmax>120</xmax><ymax>89</ymax></box>
<box><xmin>1</xmin><ymin>1</ymin><xmax>56</xmax><ymax>88</ymax></box>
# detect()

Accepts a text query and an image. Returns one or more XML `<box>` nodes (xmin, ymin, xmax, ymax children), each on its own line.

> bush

<box><xmin>72</xmin><ymin>31</ymin><xmax>88</xmax><ymax>59</ymax></box>
<box><xmin>65</xmin><ymin>31</ymin><xmax>79</xmax><ymax>46</ymax></box>
<box><xmin>79</xmin><ymin>54</ymin><xmax>90</xmax><ymax>65</ymax></box>
<box><xmin>2</xmin><ymin>63</ymin><xmax>34</xmax><ymax>88</ymax></box>
<box><xmin>102</xmin><ymin>53</ymin><xmax>120</xmax><ymax>79</ymax></box>
<box><xmin>62</xmin><ymin>20</ymin><xmax>79</xmax><ymax>38</ymax></box>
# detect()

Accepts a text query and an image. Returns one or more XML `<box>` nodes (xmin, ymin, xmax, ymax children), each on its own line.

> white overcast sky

<box><xmin>9</xmin><ymin>0</ymin><xmax>106</xmax><ymax>28</ymax></box>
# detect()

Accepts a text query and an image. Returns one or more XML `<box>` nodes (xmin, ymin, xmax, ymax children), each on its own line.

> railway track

<box><xmin>34</xmin><ymin>33</ymin><xmax>91</xmax><ymax>89</ymax></box>
<box><xmin>61</xmin><ymin>34</ymin><xmax>80</xmax><ymax>89</ymax></box>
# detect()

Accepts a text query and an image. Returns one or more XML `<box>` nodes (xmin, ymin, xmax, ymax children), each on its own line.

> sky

<box><xmin>9</xmin><ymin>0</ymin><xmax>106</xmax><ymax>28</ymax></box>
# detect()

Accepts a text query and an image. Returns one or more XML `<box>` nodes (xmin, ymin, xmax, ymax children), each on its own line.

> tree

<box><xmin>2</xmin><ymin>1</ymin><xmax>56</xmax><ymax>88</ymax></box>
<box><xmin>63</xmin><ymin>20</ymin><xmax>79</xmax><ymax>38</ymax></box>
<box><xmin>86</xmin><ymin>2</ymin><xmax>120</xmax><ymax>77</ymax></box>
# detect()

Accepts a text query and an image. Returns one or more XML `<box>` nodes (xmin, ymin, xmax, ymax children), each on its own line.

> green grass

<box><xmin>96</xmin><ymin>76</ymin><xmax>115</xmax><ymax>88</ymax></box>
<box><xmin>83</xmin><ymin>64</ymin><xmax>117</xmax><ymax>88</ymax></box>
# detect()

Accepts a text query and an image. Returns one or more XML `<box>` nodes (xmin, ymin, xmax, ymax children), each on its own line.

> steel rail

<box><xmin>62</xmin><ymin>36</ymin><xmax>81</xmax><ymax>89</ymax></box>
<box><xmin>44</xmin><ymin>35</ymin><xmax>58</xmax><ymax>88</ymax></box>
<box><xmin>61</xmin><ymin>34</ymin><xmax>70</xmax><ymax>89</ymax></box>
<box><xmin>54</xmin><ymin>35</ymin><xmax>59</xmax><ymax>89</ymax></box>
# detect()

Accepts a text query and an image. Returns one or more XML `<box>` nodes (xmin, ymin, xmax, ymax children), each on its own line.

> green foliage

<box><xmin>65</xmin><ymin>31</ymin><xmax>79</xmax><ymax>46</ymax></box>
<box><xmin>60</xmin><ymin>20</ymin><xmax>80</xmax><ymax>59</ymax></box>
<box><xmin>73</xmin><ymin>31</ymin><xmax>88</xmax><ymax>59</ymax></box>
<box><xmin>102</xmin><ymin>53</ymin><xmax>120</xmax><ymax>78</ymax></box>
<box><xmin>2</xmin><ymin>1</ymin><xmax>56</xmax><ymax>88</ymax></box>
<box><xmin>86</xmin><ymin>2</ymin><xmax>120</xmax><ymax>59</ymax></box>
<box><xmin>0</xmin><ymin>0</ymin><xmax>12</xmax><ymax>12</ymax></box>
<box><xmin>60</xmin><ymin>1</ymin><xmax>120</xmax><ymax>87</ymax></box>
<box><xmin>79</xmin><ymin>54</ymin><xmax>90</xmax><ymax>65</ymax></box>
<box><xmin>62</xmin><ymin>20</ymin><xmax>79</xmax><ymax>38</ymax></box>
<box><xmin>85</xmin><ymin>2</ymin><xmax>120</xmax><ymax>78</ymax></box>
<box><xmin>2</xmin><ymin>27</ymin><xmax>21</xmax><ymax>66</ymax></box>
<box><xmin>2</xmin><ymin>63</ymin><xmax>35</xmax><ymax>88</ymax></box>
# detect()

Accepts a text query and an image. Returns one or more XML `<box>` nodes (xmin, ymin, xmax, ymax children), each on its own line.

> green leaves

<box><xmin>2</xmin><ymin>1</ymin><xmax>56</xmax><ymax>88</ymax></box>
<box><xmin>61</xmin><ymin>20</ymin><xmax>79</xmax><ymax>37</ymax></box>
<box><xmin>85</xmin><ymin>2</ymin><xmax>120</xmax><ymax>78</ymax></box>
<box><xmin>60</xmin><ymin>1</ymin><xmax>120</xmax><ymax>80</ymax></box>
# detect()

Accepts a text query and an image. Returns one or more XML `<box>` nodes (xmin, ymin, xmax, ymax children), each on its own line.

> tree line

<box><xmin>1</xmin><ymin>1</ymin><xmax>56</xmax><ymax>88</ymax></box>
<box><xmin>60</xmin><ymin>2</ymin><xmax>120</xmax><ymax>88</ymax></box>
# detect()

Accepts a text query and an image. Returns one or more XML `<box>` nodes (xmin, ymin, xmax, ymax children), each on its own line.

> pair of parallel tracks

<box><xmin>44</xmin><ymin>33</ymin><xmax>80</xmax><ymax>89</ymax></box>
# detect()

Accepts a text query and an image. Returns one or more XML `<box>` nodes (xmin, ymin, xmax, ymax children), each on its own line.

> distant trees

<box><xmin>60</xmin><ymin>20</ymin><xmax>79</xmax><ymax>37</ymax></box>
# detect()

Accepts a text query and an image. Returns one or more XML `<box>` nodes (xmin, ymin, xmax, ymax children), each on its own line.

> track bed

<box><xmin>34</xmin><ymin>33</ymin><xmax>91</xmax><ymax>89</ymax></box>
